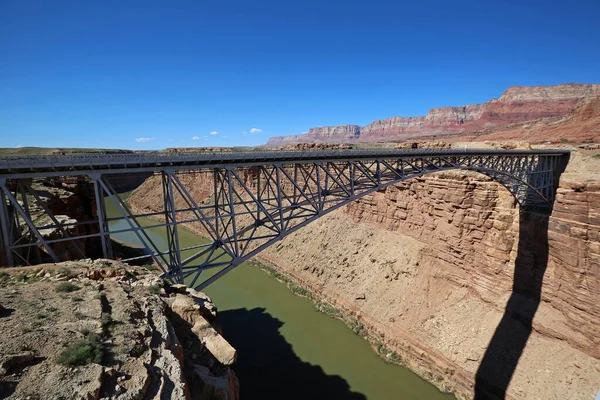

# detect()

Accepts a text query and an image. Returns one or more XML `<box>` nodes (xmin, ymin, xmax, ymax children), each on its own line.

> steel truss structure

<box><xmin>0</xmin><ymin>149</ymin><xmax>570</xmax><ymax>289</ymax></box>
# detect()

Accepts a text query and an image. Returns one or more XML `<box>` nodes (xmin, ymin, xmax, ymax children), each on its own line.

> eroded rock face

<box><xmin>268</xmin><ymin>125</ymin><xmax>360</xmax><ymax>145</ymax></box>
<box><xmin>254</xmin><ymin>165</ymin><xmax>600</xmax><ymax>399</ymax></box>
<box><xmin>341</xmin><ymin>172</ymin><xmax>600</xmax><ymax>359</ymax></box>
<box><xmin>498</xmin><ymin>84</ymin><xmax>600</xmax><ymax>102</ymax></box>
<box><xmin>168</xmin><ymin>294</ymin><xmax>237</xmax><ymax>366</ymax></box>
<box><xmin>360</xmin><ymin>116</ymin><xmax>426</xmax><ymax>140</ymax></box>
<box><xmin>265</xmin><ymin>83</ymin><xmax>600</xmax><ymax>145</ymax></box>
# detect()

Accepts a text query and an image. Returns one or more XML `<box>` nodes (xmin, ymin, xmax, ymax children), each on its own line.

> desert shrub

<box><xmin>148</xmin><ymin>285</ymin><xmax>161</xmax><ymax>295</ymax></box>
<box><xmin>348</xmin><ymin>319</ymin><xmax>365</xmax><ymax>336</ymax></box>
<box><xmin>289</xmin><ymin>282</ymin><xmax>308</xmax><ymax>297</ymax></box>
<box><xmin>55</xmin><ymin>282</ymin><xmax>80</xmax><ymax>293</ymax></box>
<box><xmin>0</xmin><ymin>270</ymin><xmax>9</xmax><ymax>282</ymax></box>
<box><xmin>560</xmin><ymin>138</ymin><xmax>570</xmax><ymax>143</ymax></box>
<box><xmin>316</xmin><ymin>301</ymin><xmax>341</xmax><ymax>318</ymax></box>
<box><xmin>56</xmin><ymin>334</ymin><xmax>103</xmax><ymax>366</ymax></box>
<box><xmin>80</xmin><ymin>328</ymin><xmax>91</xmax><ymax>336</ymax></box>
<box><xmin>35</xmin><ymin>312</ymin><xmax>48</xmax><ymax>320</ymax></box>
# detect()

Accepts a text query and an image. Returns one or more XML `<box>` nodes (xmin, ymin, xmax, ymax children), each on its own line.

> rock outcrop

<box><xmin>0</xmin><ymin>261</ymin><xmax>240</xmax><ymax>400</ymax></box>
<box><xmin>265</xmin><ymin>83</ymin><xmax>600</xmax><ymax>145</ymax></box>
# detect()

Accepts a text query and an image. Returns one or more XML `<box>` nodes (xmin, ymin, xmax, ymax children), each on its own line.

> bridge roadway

<box><xmin>0</xmin><ymin>148</ymin><xmax>570</xmax><ymax>289</ymax></box>
<box><xmin>0</xmin><ymin>148</ymin><xmax>570</xmax><ymax>178</ymax></box>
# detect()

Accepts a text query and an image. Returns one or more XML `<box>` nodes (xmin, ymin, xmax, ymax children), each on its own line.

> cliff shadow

<box><xmin>218</xmin><ymin>307</ymin><xmax>367</xmax><ymax>400</ymax></box>
<box><xmin>474</xmin><ymin>211</ymin><xmax>550</xmax><ymax>399</ymax></box>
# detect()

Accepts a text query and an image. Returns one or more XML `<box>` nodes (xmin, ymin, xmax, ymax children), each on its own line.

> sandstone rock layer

<box><xmin>266</xmin><ymin>83</ymin><xmax>600</xmax><ymax>145</ymax></box>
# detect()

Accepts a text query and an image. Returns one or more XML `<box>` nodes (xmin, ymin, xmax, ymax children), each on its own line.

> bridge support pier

<box><xmin>91</xmin><ymin>175</ymin><xmax>114</xmax><ymax>260</ymax></box>
<box><xmin>0</xmin><ymin>179</ymin><xmax>14</xmax><ymax>267</ymax></box>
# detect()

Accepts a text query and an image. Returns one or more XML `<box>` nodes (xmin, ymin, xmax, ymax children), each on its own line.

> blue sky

<box><xmin>1</xmin><ymin>0</ymin><xmax>599</xmax><ymax>149</ymax></box>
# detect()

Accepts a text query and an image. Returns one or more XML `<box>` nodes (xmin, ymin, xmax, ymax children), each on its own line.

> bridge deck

<box><xmin>0</xmin><ymin>148</ymin><xmax>570</xmax><ymax>177</ymax></box>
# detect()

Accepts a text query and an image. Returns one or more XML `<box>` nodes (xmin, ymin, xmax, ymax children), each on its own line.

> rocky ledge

<box><xmin>0</xmin><ymin>260</ymin><xmax>239</xmax><ymax>400</ymax></box>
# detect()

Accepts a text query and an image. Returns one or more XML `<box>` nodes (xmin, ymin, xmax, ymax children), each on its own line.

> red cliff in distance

<box><xmin>265</xmin><ymin>83</ymin><xmax>600</xmax><ymax>146</ymax></box>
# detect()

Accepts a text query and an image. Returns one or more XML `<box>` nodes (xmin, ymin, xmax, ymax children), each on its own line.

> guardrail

<box><xmin>0</xmin><ymin>148</ymin><xmax>571</xmax><ymax>169</ymax></box>
<box><xmin>0</xmin><ymin>149</ymin><xmax>570</xmax><ymax>175</ymax></box>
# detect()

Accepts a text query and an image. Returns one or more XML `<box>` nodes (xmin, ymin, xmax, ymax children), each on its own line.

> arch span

<box><xmin>0</xmin><ymin>150</ymin><xmax>569</xmax><ymax>289</ymax></box>
<box><xmin>155</xmin><ymin>153</ymin><xmax>569</xmax><ymax>289</ymax></box>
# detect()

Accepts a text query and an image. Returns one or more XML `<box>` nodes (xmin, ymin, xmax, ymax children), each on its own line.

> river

<box><xmin>106</xmin><ymin>199</ymin><xmax>454</xmax><ymax>400</ymax></box>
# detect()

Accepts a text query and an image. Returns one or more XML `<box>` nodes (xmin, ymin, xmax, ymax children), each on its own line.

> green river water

<box><xmin>106</xmin><ymin>199</ymin><xmax>454</xmax><ymax>400</ymax></box>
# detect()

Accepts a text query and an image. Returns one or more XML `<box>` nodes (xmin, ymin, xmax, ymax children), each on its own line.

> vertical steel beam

<box><xmin>292</xmin><ymin>163</ymin><xmax>299</xmax><ymax>206</ymax></box>
<box><xmin>349</xmin><ymin>162</ymin><xmax>355</xmax><ymax>196</ymax></box>
<box><xmin>213</xmin><ymin>168</ymin><xmax>220</xmax><ymax>238</ymax></box>
<box><xmin>162</xmin><ymin>171</ymin><xmax>182</xmax><ymax>280</ymax></box>
<box><xmin>315</xmin><ymin>162</ymin><xmax>323</xmax><ymax>212</ymax></box>
<box><xmin>256</xmin><ymin>166</ymin><xmax>262</xmax><ymax>223</ymax></box>
<box><xmin>275</xmin><ymin>165</ymin><xmax>284</xmax><ymax>232</ymax></box>
<box><xmin>90</xmin><ymin>174</ymin><xmax>113</xmax><ymax>259</ymax></box>
<box><xmin>226</xmin><ymin>168</ymin><xmax>239</xmax><ymax>257</ymax></box>
<box><xmin>0</xmin><ymin>178</ymin><xmax>14</xmax><ymax>266</ymax></box>
<box><xmin>167</xmin><ymin>172</ymin><xmax>182</xmax><ymax>281</ymax></box>
<box><xmin>323</xmin><ymin>162</ymin><xmax>330</xmax><ymax>194</ymax></box>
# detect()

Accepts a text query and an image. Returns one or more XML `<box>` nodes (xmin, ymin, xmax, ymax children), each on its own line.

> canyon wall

<box><xmin>258</xmin><ymin>162</ymin><xmax>600</xmax><ymax>399</ymax></box>
<box><xmin>266</xmin><ymin>83</ymin><xmax>600</xmax><ymax>145</ymax></box>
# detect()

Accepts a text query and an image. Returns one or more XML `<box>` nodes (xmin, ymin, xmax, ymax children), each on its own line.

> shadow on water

<box><xmin>219</xmin><ymin>307</ymin><xmax>367</xmax><ymax>400</ymax></box>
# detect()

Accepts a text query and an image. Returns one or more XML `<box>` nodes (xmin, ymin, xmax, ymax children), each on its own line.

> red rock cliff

<box><xmin>265</xmin><ymin>83</ymin><xmax>600</xmax><ymax>145</ymax></box>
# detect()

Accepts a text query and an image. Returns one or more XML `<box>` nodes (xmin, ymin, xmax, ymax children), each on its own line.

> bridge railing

<box><xmin>0</xmin><ymin>148</ymin><xmax>570</xmax><ymax>172</ymax></box>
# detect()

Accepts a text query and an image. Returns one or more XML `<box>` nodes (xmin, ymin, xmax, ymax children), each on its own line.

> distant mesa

<box><xmin>265</xmin><ymin>83</ymin><xmax>600</xmax><ymax>146</ymax></box>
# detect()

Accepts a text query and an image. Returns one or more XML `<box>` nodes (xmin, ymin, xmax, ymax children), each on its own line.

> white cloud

<box><xmin>222</xmin><ymin>136</ymin><xmax>228</xmax><ymax>139</ymax></box>
<box><xmin>210</xmin><ymin>131</ymin><xmax>218</xmax><ymax>135</ymax></box>
<box><xmin>135</xmin><ymin>137</ymin><xmax>154</xmax><ymax>143</ymax></box>
<box><xmin>250</xmin><ymin>128</ymin><xmax>262</xmax><ymax>134</ymax></box>
<box><xmin>16</xmin><ymin>144</ymin><xmax>23</xmax><ymax>148</ymax></box>
<box><xmin>203</xmin><ymin>136</ymin><xmax>208</xmax><ymax>140</ymax></box>
<box><xmin>192</xmin><ymin>136</ymin><xmax>200</xmax><ymax>140</ymax></box>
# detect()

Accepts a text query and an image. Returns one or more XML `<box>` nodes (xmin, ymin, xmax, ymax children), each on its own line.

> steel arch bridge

<box><xmin>0</xmin><ymin>149</ymin><xmax>570</xmax><ymax>289</ymax></box>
